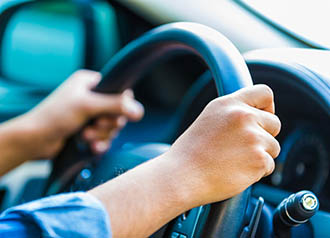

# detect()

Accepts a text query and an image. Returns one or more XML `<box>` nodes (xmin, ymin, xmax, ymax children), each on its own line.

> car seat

<box><xmin>0</xmin><ymin>0</ymin><xmax>120</xmax><ymax>121</ymax></box>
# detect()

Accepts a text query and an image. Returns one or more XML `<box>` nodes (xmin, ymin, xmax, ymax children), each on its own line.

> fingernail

<box><xmin>95</xmin><ymin>141</ymin><xmax>109</xmax><ymax>153</ymax></box>
<box><xmin>124</xmin><ymin>89</ymin><xmax>134</xmax><ymax>98</ymax></box>
<box><xmin>124</xmin><ymin>98</ymin><xmax>144</xmax><ymax>116</ymax></box>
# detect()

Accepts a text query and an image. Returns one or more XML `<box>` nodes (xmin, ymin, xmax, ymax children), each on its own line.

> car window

<box><xmin>237</xmin><ymin>0</ymin><xmax>330</xmax><ymax>49</ymax></box>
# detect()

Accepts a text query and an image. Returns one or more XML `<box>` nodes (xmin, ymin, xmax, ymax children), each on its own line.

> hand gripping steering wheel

<box><xmin>44</xmin><ymin>22</ymin><xmax>253</xmax><ymax>238</ymax></box>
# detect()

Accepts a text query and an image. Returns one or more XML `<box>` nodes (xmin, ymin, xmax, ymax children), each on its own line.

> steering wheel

<box><xmin>44</xmin><ymin>22</ymin><xmax>253</xmax><ymax>238</ymax></box>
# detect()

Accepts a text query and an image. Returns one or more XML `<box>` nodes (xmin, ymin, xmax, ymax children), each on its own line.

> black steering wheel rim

<box><xmin>45</xmin><ymin>22</ymin><xmax>253</xmax><ymax>238</ymax></box>
<box><xmin>97</xmin><ymin>22</ymin><xmax>252</xmax><ymax>94</ymax></box>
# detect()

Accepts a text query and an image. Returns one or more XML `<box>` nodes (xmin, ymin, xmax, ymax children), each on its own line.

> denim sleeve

<box><xmin>0</xmin><ymin>192</ymin><xmax>112</xmax><ymax>238</ymax></box>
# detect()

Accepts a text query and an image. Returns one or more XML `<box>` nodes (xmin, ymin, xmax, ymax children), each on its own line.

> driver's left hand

<box><xmin>26</xmin><ymin>69</ymin><xmax>144</xmax><ymax>158</ymax></box>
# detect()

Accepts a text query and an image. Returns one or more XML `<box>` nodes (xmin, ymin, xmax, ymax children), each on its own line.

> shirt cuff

<box><xmin>0</xmin><ymin>192</ymin><xmax>112</xmax><ymax>238</ymax></box>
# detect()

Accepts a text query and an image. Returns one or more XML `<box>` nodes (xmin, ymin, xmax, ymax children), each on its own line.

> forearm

<box><xmin>0</xmin><ymin>114</ymin><xmax>45</xmax><ymax>176</ymax></box>
<box><xmin>89</xmin><ymin>153</ymin><xmax>199</xmax><ymax>238</ymax></box>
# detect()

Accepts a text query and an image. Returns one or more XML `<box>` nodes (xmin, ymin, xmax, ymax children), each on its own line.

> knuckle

<box><xmin>207</xmin><ymin>97</ymin><xmax>221</xmax><ymax>110</ymax></box>
<box><xmin>208</xmin><ymin>96</ymin><xmax>232</xmax><ymax>109</ymax></box>
<box><xmin>253</xmin><ymin>149</ymin><xmax>269</xmax><ymax>170</ymax></box>
<box><xmin>230</xmin><ymin>108</ymin><xmax>255</xmax><ymax>126</ymax></box>
<box><xmin>70</xmin><ymin>70</ymin><xmax>90</xmax><ymax>82</ymax></box>
<box><xmin>252</xmin><ymin>148</ymin><xmax>275</xmax><ymax>176</ymax></box>
<box><xmin>117</xmin><ymin>97</ymin><xmax>127</xmax><ymax>114</ymax></box>
<box><xmin>115</xmin><ymin>117</ymin><xmax>127</xmax><ymax>128</ymax></box>
<box><xmin>245</xmin><ymin>130</ymin><xmax>261</xmax><ymax>145</ymax></box>
<box><xmin>75</xmin><ymin>69</ymin><xmax>98</xmax><ymax>77</ymax></box>
<box><xmin>75</xmin><ymin>69</ymin><xmax>88</xmax><ymax>75</ymax></box>
<box><xmin>254</xmin><ymin>148</ymin><xmax>265</xmax><ymax>161</ymax></box>
<box><xmin>70</xmin><ymin>70</ymin><xmax>85</xmax><ymax>79</ymax></box>
<box><xmin>81</xmin><ymin>97</ymin><xmax>94</xmax><ymax>114</ymax></box>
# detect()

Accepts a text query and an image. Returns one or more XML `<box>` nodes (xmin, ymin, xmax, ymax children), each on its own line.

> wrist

<box><xmin>23</xmin><ymin>110</ymin><xmax>64</xmax><ymax>159</ymax></box>
<box><xmin>155</xmin><ymin>151</ymin><xmax>203</xmax><ymax>210</ymax></box>
<box><xmin>11</xmin><ymin>110</ymin><xmax>62</xmax><ymax>159</ymax></box>
<box><xmin>0</xmin><ymin>113</ymin><xmax>47</xmax><ymax>176</ymax></box>
<box><xmin>157</xmin><ymin>155</ymin><xmax>193</xmax><ymax>209</ymax></box>
<box><xmin>13</xmin><ymin>113</ymin><xmax>49</xmax><ymax>159</ymax></box>
<box><xmin>88</xmin><ymin>152</ymin><xmax>200</xmax><ymax>237</ymax></box>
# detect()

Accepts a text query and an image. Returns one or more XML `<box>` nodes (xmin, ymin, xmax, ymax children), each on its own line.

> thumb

<box><xmin>233</xmin><ymin>84</ymin><xmax>275</xmax><ymax>114</ymax></box>
<box><xmin>70</xmin><ymin>69</ymin><xmax>144</xmax><ymax>121</ymax></box>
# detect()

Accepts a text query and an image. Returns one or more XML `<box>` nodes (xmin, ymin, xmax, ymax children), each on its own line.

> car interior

<box><xmin>0</xmin><ymin>0</ymin><xmax>329</xmax><ymax>237</ymax></box>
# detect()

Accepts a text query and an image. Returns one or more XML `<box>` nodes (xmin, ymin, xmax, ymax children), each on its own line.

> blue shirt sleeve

<box><xmin>0</xmin><ymin>192</ymin><xmax>112</xmax><ymax>238</ymax></box>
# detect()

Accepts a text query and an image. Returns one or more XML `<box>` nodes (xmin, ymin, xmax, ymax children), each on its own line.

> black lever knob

<box><xmin>273</xmin><ymin>190</ymin><xmax>319</xmax><ymax>238</ymax></box>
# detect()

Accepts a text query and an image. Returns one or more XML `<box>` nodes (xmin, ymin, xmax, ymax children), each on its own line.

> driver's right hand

<box><xmin>89</xmin><ymin>84</ymin><xmax>281</xmax><ymax>238</ymax></box>
<box><xmin>166</xmin><ymin>84</ymin><xmax>281</xmax><ymax>206</ymax></box>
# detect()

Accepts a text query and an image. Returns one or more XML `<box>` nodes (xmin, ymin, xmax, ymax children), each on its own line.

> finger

<box><xmin>95</xmin><ymin>116</ymin><xmax>127</xmax><ymax>130</ymax></box>
<box><xmin>124</xmin><ymin>89</ymin><xmax>134</xmax><ymax>98</ymax></box>
<box><xmin>263</xmin><ymin>152</ymin><xmax>276</xmax><ymax>177</ymax></box>
<box><xmin>259</xmin><ymin>129</ymin><xmax>281</xmax><ymax>159</ymax></box>
<box><xmin>83</xmin><ymin>126</ymin><xmax>118</xmax><ymax>141</ymax></box>
<box><xmin>69</xmin><ymin>69</ymin><xmax>102</xmax><ymax>88</ymax></box>
<box><xmin>70</xmin><ymin>70</ymin><xmax>143</xmax><ymax>120</ymax></box>
<box><xmin>83</xmin><ymin>116</ymin><xmax>127</xmax><ymax>142</ymax></box>
<box><xmin>253</xmin><ymin>108</ymin><xmax>281</xmax><ymax>137</ymax></box>
<box><xmin>85</xmin><ymin>93</ymin><xmax>144</xmax><ymax>121</ymax></box>
<box><xmin>234</xmin><ymin>84</ymin><xmax>275</xmax><ymax>114</ymax></box>
<box><xmin>91</xmin><ymin>140</ymin><xmax>111</xmax><ymax>154</ymax></box>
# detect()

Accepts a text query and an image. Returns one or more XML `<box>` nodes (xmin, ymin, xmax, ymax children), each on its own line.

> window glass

<box><xmin>238</xmin><ymin>0</ymin><xmax>330</xmax><ymax>48</ymax></box>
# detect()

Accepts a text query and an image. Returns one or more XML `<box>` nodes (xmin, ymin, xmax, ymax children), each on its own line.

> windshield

<box><xmin>237</xmin><ymin>0</ymin><xmax>330</xmax><ymax>49</ymax></box>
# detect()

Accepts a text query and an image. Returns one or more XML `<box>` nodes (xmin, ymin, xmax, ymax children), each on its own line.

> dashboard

<box><xmin>269</xmin><ymin>124</ymin><xmax>330</xmax><ymax>209</ymax></box>
<box><xmin>245</xmin><ymin>53</ymin><xmax>330</xmax><ymax>213</ymax></box>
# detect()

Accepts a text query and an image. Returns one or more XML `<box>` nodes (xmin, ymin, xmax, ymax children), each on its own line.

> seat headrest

<box><xmin>0</xmin><ymin>1</ymin><xmax>120</xmax><ymax>89</ymax></box>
